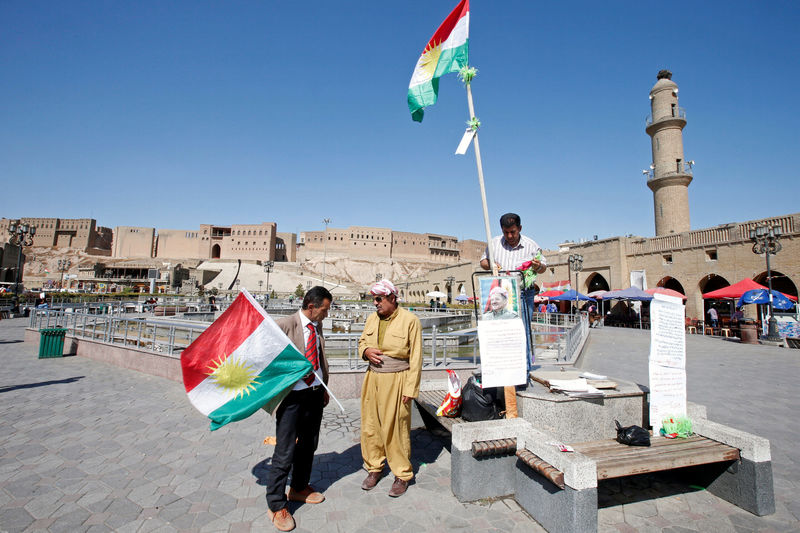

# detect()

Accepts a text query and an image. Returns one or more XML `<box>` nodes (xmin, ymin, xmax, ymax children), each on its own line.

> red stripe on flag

<box><xmin>181</xmin><ymin>293</ymin><xmax>265</xmax><ymax>392</ymax></box>
<box><xmin>424</xmin><ymin>0</ymin><xmax>469</xmax><ymax>50</ymax></box>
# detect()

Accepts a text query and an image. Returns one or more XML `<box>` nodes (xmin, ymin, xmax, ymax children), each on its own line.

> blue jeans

<box><xmin>520</xmin><ymin>288</ymin><xmax>537</xmax><ymax>370</ymax></box>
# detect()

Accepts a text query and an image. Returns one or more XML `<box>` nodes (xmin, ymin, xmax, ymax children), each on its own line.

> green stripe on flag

<box><xmin>207</xmin><ymin>345</ymin><xmax>312</xmax><ymax>431</ymax></box>
<box><xmin>408</xmin><ymin>41</ymin><xmax>469</xmax><ymax>122</ymax></box>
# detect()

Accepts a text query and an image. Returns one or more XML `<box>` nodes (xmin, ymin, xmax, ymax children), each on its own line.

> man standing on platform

<box><xmin>266</xmin><ymin>286</ymin><xmax>332</xmax><ymax>532</ymax></box>
<box><xmin>358</xmin><ymin>279</ymin><xmax>422</xmax><ymax>497</ymax></box>
<box><xmin>480</xmin><ymin>213</ymin><xmax>547</xmax><ymax>368</ymax></box>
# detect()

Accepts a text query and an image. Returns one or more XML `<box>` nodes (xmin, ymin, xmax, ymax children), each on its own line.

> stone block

<box><xmin>517</xmin><ymin>425</ymin><xmax>597</xmax><ymax>490</ymax></box>
<box><xmin>681</xmin><ymin>458</ymin><xmax>775</xmax><ymax>516</ymax></box>
<box><xmin>451</xmin><ymin>447</ymin><xmax>516</xmax><ymax>502</ymax></box>
<box><xmin>451</xmin><ymin>418</ymin><xmax>530</xmax><ymax>451</ymax></box>
<box><xmin>514</xmin><ymin>458</ymin><xmax>597</xmax><ymax>533</ymax></box>
<box><xmin>693</xmin><ymin>418</ymin><xmax>771</xmax><ymax>462</ymax></box>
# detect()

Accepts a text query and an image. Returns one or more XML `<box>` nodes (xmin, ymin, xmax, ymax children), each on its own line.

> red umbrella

<box><xmin>702</xmin><ymin>278</ymin><xmax>767</xmax><ymax>299</ymax></box>
<box><xmin>646</xmin><ymin>287</ymin><xmax>687</xmax><ymax>300</ymax></box>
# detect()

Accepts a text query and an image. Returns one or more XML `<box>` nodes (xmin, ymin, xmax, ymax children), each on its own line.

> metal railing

<box><xmin>646</xmin><ymin>107</ymin><xmax>686</xmax><ymax>126</ymax></box>
<box><xmin>530</xmin><ymin>312</ymin><xmax>589</xmax><ymax>363</ymax></box>
<box><xmin>29</xmin><ymin>310</ymin><xmax>478</xmax><ymax>369</ymax></box>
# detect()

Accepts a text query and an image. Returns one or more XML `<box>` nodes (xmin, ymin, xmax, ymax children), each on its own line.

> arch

<box><xmin>585</xmin><ymin>273</ymin><xmax>610</xmax><ymax>293</ymax></box>
<box><xmin>698</xmin><ymin>274</ymin><xmax>729</xmax><ymax>294</ymax></box>
<box><xmin>753</xmin><ymin>270</ymin><xmax>798</xmax><ymax>299</ymax></box>
<box><xmin>658</xmin><ymin>276</ymin><xmax>686</xmax><ymax>295</ymax></box>
<box><xmin>211</xmin><ymin>244</ymin><xmax>221</xmax><ymax>259</ymax></box>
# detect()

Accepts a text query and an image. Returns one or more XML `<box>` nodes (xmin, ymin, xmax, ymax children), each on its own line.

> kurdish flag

<box><xmin>407</xmin><ymin>0</ymin><xmax>469</xmax><ymax>122</ymax></box>
<box><xmin>181</xmin><ymin>289</ymin><xmax>311</xmax><ymax>431</ymax></box>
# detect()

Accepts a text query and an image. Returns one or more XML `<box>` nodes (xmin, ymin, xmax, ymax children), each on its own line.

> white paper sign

<box><xmin>478</xmin><ymin>319</ymin><xmax>527</xmax><ymax>387</ymax></box>
<box><xmin>455</xmin><ymin>128</ymin><xmax>476</xmax><ymax>155</ymax></box>
<box><xmin>648</xmin><ymin>293</ymin><xmax>687</xmax><ymax>433</ymax></box>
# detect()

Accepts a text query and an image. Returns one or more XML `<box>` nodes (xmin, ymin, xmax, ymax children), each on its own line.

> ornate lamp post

<box><xmin>568</xmin><ymin>254</ymin><xmax>584</xmax><ymax>313</ymax></box>
<box><xmin>7</xmin><ymin>220</ymin><xmax>36</xmax><ymax>313</ymax></box>
<box><xmin>58</xmin><ymin>259</ymin><xmax>72</xmax><ymax>289</ymax></box>
<box><xmin>263</xmin><ymin>260</ymin><xmax>274</xmax><ymax>295</ymax></box>
<box><xmin>445</xmin><ymin>275</ymin><xmax>455</xmax><ymax>304</ymax></box>
<box><xmin>750</xmin><ymin>225</ymin><xmax>782</xmax><ymax>341</ymax></box>
<box><xmin>322</xmin><ymin>218</ymin><xmax>331</xmax><ymax>287</ymax></box>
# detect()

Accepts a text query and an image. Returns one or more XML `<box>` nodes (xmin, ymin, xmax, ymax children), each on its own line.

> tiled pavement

<box><xmin>1</xmin><ymin>317</ymin><xmax>799</xmax><ymax>532</ymax></box>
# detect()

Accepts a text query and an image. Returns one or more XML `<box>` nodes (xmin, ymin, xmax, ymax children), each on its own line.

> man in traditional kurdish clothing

<box><xmin>266</xmin><ymin>286</ymin><xmax>332</xmax><ymax>532</ymax></box>
<box><xmin>358</xmin><ymin>279</ymin><xmax>422</xmax><ymax>497</ymax></box>
<box><xmin>480</xmin><ymin>213</ymin><xmax>547</xmax><ymax>367</ymax></box>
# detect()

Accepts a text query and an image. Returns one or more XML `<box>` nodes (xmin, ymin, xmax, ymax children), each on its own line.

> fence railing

<box><xmin>29</xmin><ymin>310</ymin><xmax>479</xmax><ymax>369</ymax></box>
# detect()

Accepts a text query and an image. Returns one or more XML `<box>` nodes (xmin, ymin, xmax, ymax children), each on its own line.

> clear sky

<box><xmin>2</xmin><ymin>1</ymin><xmax>798</xmax><ymax>250</ymax></box>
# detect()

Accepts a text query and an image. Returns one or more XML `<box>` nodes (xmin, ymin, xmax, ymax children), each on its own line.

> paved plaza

<box><xmin>1</xmin><ymin>317</ymin><xmax>799</xmax><ymax>532</ymax></box>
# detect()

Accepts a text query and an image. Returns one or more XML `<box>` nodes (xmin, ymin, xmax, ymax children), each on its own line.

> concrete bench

<box><xmin>448</xmin><ymin>403</ymin><xmax>775</xmax><ymax>533</ymax></box>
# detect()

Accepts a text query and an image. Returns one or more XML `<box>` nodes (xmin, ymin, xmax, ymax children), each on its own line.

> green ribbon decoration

<box><xmin>467</xmin><ymin>117</ymin><xmax>481</xmax><ymax>131</ymax></box>
<box><xmin>458</xmin><ymin>66</ymin><xmax>478</xmax><ymax>84</ymax></box>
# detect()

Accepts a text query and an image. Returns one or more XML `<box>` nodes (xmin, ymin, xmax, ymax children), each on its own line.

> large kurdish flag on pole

<box><xmin>181</xmin><ymin>289</ymin><xmax>311</xmax><ymax>431</ymax></box>
<box><xmin>408</xmin><ymin>0</ymin><xmax>469</xmax><ymax>122</ymax></box>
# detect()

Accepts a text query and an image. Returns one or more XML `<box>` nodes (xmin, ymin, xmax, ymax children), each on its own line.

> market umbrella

<box><xmin>602</xmin><ymin>287</ymin><xmax>652</xmax><ymax>329</ymax></box>
<box><xmin>702</xmin><ymin>278</ymin><xmax>767</xmax><ymax>299</ymax></box>
<box><xmin>426</xmin><ymin>291</ymin><xmax>447</xmax><ymax>299</ymax></box>
<box><xmin>736</xmin><ymin>289</ymin><xmax>797</xmax><ymax>310</ymax></box>
<box><xmin>454</xmin><ymin>294</ymin><xmax>469</xmax><ymax>302</ymax></box>
<box><xmin>587</xmin><ymin>290</ymin><xmax>609</xmax><ymax>298</ymax></box>
<box><xmin>548</xmin><ymin>289</ymin><xmax>596</xmax><ymax>302</ymax></box>
<box><xmin>601</xmin><ymin>287</ymin><xmax>653</xmax><ymax>301</ymax></box>
<box><xmin>646</xmin><ymin>287</ymin><xmax>687</xmax><ymax>300</ymax></box>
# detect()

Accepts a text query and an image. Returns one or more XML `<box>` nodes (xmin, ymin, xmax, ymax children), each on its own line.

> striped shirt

<box><xmin>482</xmin><ymin>234</ymin><xmax>546</xmax><ymax>272</ymax></box>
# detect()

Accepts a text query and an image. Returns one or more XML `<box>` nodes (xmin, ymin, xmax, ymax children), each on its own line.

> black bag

<box><xmin>615</xmin><ymin>420</ymin><xmax>651</xmax><ymax>447</ymax></box>
<box><xmin>461</xmin><ymin>375</ymin><xmax>502</xmax><ymax>422</ymax></box>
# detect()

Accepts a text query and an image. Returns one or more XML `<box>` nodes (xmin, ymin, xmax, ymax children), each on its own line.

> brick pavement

<box><xmin>1</xmin><ymin>318</ymin><xmax>799</xmax><ymax>532</ymax></box>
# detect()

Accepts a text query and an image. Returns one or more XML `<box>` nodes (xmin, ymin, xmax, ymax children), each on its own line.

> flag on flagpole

<box><xmin>181</xmin><ymin>289</ymin><xmax>312</xmax><ymax>431</ymax></box>
<box><xmin>407</xmin><ymin>0</ymin><xmax>469</xmax><ymax>122</ymax></box>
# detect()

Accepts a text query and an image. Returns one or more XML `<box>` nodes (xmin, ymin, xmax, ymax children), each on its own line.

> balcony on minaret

<box><xmin>646</xmin><ymin>106</ymin><xmax>686</xmax><ymax>127</ymax></box>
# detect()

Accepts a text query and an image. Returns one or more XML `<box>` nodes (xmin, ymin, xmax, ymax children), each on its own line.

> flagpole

<box><xmin>465</xmin><ymin>83</ymin><xmax>497</xmax><ymax>278</ymax></box>
<box><xmin>462</xmin><ymin>69</ymin><xmax>518</xmax><ymax>419</ymax></box>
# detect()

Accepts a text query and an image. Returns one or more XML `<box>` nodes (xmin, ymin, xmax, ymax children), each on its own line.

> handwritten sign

<box><xmin>648</xmin><ymin>294</ymin><xmax>686</xmax><ymax>433</ymax></box>
<box><xmin>478</xmin><ymin>319</ymin><xmax>527</xmax><ymax>387</ymax></box>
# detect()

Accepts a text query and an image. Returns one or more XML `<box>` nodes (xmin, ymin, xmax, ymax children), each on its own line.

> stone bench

<box><xmin>450</xmin><ymin>405</ymin><xmax>775</xmax><ymax>533</ymax></box>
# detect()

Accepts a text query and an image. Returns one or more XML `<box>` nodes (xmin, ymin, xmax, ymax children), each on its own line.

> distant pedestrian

<box><xmin>707</xmin><ymin>307</ymin><xmax>719</xmax><ymax>328</ymax></box>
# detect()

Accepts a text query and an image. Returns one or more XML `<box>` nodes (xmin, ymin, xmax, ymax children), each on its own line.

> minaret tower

<box><xmin>646</xmin><ymin>70</ymin><xmax>693</xmax><ymax>235</ymax></box>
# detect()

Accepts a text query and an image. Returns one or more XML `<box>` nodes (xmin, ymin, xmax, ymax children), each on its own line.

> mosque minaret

<box><xmin>645</xmin><ymin>70</ymin><xmax>693</xmax><ymax>236</ymax></box>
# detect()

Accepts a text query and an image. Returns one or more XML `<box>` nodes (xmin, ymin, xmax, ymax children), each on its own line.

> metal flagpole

<box><xmin>462</xmin><ymin>69</ymin><xmax>517</xmax><ymax>418</ymax></box>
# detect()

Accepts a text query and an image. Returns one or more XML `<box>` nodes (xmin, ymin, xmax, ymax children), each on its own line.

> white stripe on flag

<box><xmin>187</xmin><ymin>319</ymin><xmax>296</xmax><ymax>415</ymax></box>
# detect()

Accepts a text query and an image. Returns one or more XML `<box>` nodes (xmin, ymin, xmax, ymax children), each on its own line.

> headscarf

<box><xmin>489</xmin><ymin>285</ymin><xmax>508</xmax><ymax>299</ymax></box>
<box><xmin>370</xmin><ymin>279</ymin><xmax>398</xmax><ymax>296</ymax></box>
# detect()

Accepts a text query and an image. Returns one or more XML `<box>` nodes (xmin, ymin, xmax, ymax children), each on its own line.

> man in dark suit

<box><xmin>266</xmin><ymin>286</ymin><xmax>332</xmax><ymax>532</ymax></box>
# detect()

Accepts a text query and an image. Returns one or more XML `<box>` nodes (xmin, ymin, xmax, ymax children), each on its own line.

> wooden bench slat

<box><xmin>572</xmin><ymin>436</ymin><xmax>716</xmax><ymax>459</ymax></box>
<box><xmin>592</xmin><ymin>443</ymin><xmax>739</xmax><ymax>479</ymax></box>
<box><xmin>588</xmin><ymin>440</ymin><xmax>733</xmax><ymax>466</ymax></box>
<box><xmin>415</xmin><ymin>390</ymin><xmax>466</xmax><ymax>432</ymax></box>
<box><xmin>571</xmin><ymin>434</ymin><xmax>706</xmax><ymax>452</ymax></box>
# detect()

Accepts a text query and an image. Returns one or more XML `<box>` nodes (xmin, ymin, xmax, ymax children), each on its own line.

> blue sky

<box><xmin>2</xmin><ymin>1</ymin><xmax>798</xmax><ymax>250</ymax></box>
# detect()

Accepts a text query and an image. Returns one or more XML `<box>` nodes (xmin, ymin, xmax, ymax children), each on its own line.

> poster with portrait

<box><xmin>476</xmin><ymin>275</ymin><xmax>526</xmax><ymax>386</ymax></box>
<box><xmin>477</xmin><ymin>275</ymin><xmax>521</xmax><ymax>321</ymax></box>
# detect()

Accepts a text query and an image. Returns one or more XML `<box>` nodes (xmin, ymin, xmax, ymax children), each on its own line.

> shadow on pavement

<box><xmin>597</xmin><ymin>471</ymin><xmax>701</xmax><ymax>509</ymax></box>
<box><xmin>0</xmin><ymin>376</ymin><xmax>85</xmax><ymax>393</ymax></box>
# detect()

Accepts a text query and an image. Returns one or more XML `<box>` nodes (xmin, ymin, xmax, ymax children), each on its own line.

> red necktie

<box><xmin>304</xmin><ymin>323</ymin><xmax>319</xmax><ymax>385</ymax></box>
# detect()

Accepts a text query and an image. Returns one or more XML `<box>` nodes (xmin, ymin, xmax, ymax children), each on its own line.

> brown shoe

<box><xmin>288</xmin><ymin>485</ymin><xmax>325</xmax><ymax>504</ymax></box>
<box><xmin>267</xmin><ymin>507</ymin><xmax>295</xmax><ymax>532</ymax></box>
<box><xmin>361</xmin><ymin>471</ymin><xmax>382</xmax><ymax>491</ymax></box>
<box><xmin>388</xmin><ymin>477</ymin><xmax>409</xmax><ymax>497</ymax></box>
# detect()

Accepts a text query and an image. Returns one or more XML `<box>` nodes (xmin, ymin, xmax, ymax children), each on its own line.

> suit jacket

<box><xmin>275</xmin><ymin>311</ymin><xmax>329</xmax><ymax>385</ymax></box>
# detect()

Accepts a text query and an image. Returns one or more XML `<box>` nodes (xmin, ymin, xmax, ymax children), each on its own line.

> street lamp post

<box><xmin>322</xmin><ymin>218</ymin><xmax>331</xmax><ymax>288</ymax></box>
<box><xmin>568</xmin><ymin>254</ymin><xmax>584</xmax><ymax>313</ymax></box>
<box><xmin>445</xmin><ymin>275</ymin><xmax>455</xmax><ymax>304</ymax></box>
<box><xmin>7</xmin><ymin>220</ymin><xmax>36</xmax><ymax>313</ymax></box>
<box><xmin>263</xmin><ymin>260</ymin><xmax>274</xmax><ymax>296</ymax></box>
<box><xmin>58</xmin><ymin>259</ymin><xmax>72</xmax><ymax>289</ymax></box>
<box><xmin>750</xmin><ymin>225</ymin><xmax>783</xmax><ymax>341</ymax></box>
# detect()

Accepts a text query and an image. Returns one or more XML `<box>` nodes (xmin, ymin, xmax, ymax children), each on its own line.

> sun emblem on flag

<box><xmin>419</xmin><ymin>41</ymin><xmax>443</xmax><ymax>77</ymax></box>
<box><xmin>206</xmin><ymin>354</ymin><xmax>260</xmax><ymax>399</ymax></box>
